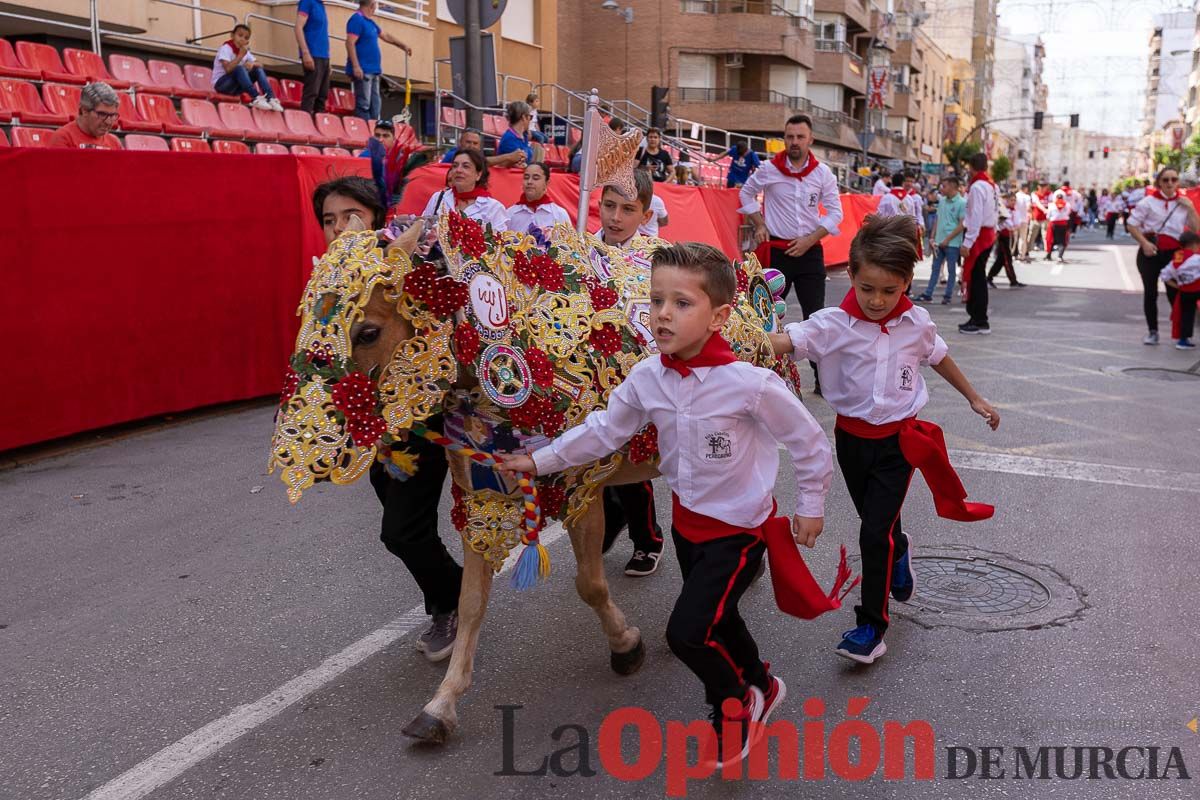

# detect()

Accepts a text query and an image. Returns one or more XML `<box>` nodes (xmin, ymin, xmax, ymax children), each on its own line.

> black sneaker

<box><xmin>987</xmin><ymin>279</ymin><xmax>998</xmax><ymax>289</ymax></box>
<box><xmin>958</xmin><ymin>322</ymin><xmax>991</xmax><ymax>335</ymax></box>
<box><xmin>418</xmin><ymin>611</ymin><xmax>458</xmax><ymax>662</ymax></box>
<box><xmin>624</xmin><ymin>542</ymin><xmax>663</xmax><ymax>576</ymax></box>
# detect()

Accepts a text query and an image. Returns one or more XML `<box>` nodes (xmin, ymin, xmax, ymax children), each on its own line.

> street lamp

<box><xmin>600</xmin><ymin>1</ymin><xmax>635</xmax><ymax>99</ymax></box>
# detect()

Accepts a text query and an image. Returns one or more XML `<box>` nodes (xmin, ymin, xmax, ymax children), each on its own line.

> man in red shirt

<box><xmin>49</xmin><ymin>82</ymin><xmax>122</xmax><ymax>150</ymax></box>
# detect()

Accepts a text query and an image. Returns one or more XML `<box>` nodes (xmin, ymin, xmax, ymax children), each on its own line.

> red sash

<box><xmin>835</xmin><ymin>415</ymin><xmax>994</xmax><ymax>522</ymax></box>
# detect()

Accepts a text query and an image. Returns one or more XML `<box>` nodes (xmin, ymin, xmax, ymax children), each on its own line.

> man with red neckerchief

<box><xmin>958</xmin><ymin>152</ymin><xmax>999</xmax><ymax>335</ymax></box>
<box><xmin>739</xmin><ymin>113</ymin><xmax>844</xmax><ymax>392</ymax></box>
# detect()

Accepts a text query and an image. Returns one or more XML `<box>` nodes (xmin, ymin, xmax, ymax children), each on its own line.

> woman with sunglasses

<box><xmin>1127</xmin><ymin>168</ymin><xmax>1200</xmax><ymax>345</ymax></box>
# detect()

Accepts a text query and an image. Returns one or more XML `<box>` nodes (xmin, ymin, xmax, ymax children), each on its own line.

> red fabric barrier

<box><xmin>0</xmin><ymin>149</ymin><xmax>365</xmax><ymax>451</ymax></box>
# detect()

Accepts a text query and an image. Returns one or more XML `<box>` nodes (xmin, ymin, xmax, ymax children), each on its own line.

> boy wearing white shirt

<box><xmin>638</xmin><ymin>193</ymin><xmax>669</xmax><ymax>238</ymax></box>
<box><xmin>501</xmin><ymin>243</ymin><xmax>831</xmax><ymax>768</ymax></box>
<box><xmin>771</xmin><ymin>215</ymin><xmax>999</xmax><ymax>665</ymax></box>
<box><xmin>212</xmin><ymin>24</ymin><xmax>283</xmax><ymax>112</ymax></box>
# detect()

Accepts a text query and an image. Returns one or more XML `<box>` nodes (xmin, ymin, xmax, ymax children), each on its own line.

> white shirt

<box><xmin>531</xmin><ymin>356</ymin><xmax>833</xmax><ymax>523</ymax></box>
<box><xmin>873</xmin><ymin>178</ymin><xmax>890</xmax><ymax>196</ymax></box>
<box><xmin>638</xmin><ymin>194</ymin><xmax>668</xmax><ymax>237</ymax></box>
<box><xmin>212</xmin><ymin>42</ymin><xmax>255</xmax><ymax>88</ymax></box>
<box><xmin>422</xmin><ymin>190</ymin><xmax>509</xmax><ymax>232</ymax></box>
<box><xmin>1066</xmin><ymin>189</ymin><xmax>1085</xmax><ymax>214</ymax></box>
<box><xmin>1013</xmin><ymin>191</ymin><xmax>1030</xmax><ymax>225</ymax></box>
<box><xmin>962</xmin><ymin>177</ymin><xmax>999</xmax><ymax>249</ymax></box>
<box><xmin>506</xmin><ymin>200</ymin><xmax>571</xmax><ymax>233</ymax></box>
<box><xmin>1046</xmin><ymin>190</ymin><xmax>1072</xmax><ymax>223</ymax></box>
<box><xmin>738</xmin><ymin>155</ymin><xmax>843</xmax><ymax>240</ymax></box>
<box><xmin>875</xmin><ymin>191</ymin><xmax>904</xmax><ymax>218</ymax></box>
<box><xmin>1128</xmin><ymin>193</ymin><xmax>1190</xmax><ymax>243</ymax></box>
<box><xmin>1128</xmin><ymin>187</ymin><xmax>1145</xmax><ymax>206</ymax></box>
<box><xmin>1097</xmin><ymin>195</ymin><xmax>1112</xmax><ymax>215</ymax></box>
<box><xmin>1161</xmin><ymin>253</ymin><xmax>1200</xmax><ymax>285</ymax></box>
<box><xmin>784</xmin><ymin>303</ymin><xmax>948</xmax><ymax>425</ymax></box>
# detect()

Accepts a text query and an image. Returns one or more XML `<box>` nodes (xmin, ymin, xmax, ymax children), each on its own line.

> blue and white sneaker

<box><xmin>835</xmin><ymin>624</ymin><xmax>887</xmax><ymax>665</ymax></box>
<box><xmin>1176</xmin><ymin>338</ymin><xmax>1196</xmax><ymax>350</ymax></box>
<box><xmin>890</xmin><ymin>533</ymin><xmax>915</xmax><ymax>602</ymax></box>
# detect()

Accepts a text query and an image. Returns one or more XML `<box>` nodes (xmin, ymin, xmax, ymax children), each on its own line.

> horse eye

<box><xmin>355</xmin><ymin>327</ymin><xmax>381</xmax><ymax>346</ymax></box>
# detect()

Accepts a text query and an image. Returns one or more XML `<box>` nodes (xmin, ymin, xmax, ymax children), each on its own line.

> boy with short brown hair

<box><xmin>773</xmin><ymin>214</ymin><xmax>999</xmax><ymax>664</ymax></box>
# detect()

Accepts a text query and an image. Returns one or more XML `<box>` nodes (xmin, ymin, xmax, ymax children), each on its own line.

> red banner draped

<box><xmin>0</xmin><ymin>151</ymin><xmax>875</xmax><ymax>451</ymax></box>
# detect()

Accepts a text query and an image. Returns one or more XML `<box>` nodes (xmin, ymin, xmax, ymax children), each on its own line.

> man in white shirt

<box><xmin>959</xmin><ymin>152</ymin><xmax>999</xmax><ymax>335</ymax></box>
<box><xmin>872</xmin><ymin>169</ymin><xmax>891</xmax><ymax>196</ymax></box>
<box><xmin>212</xmin><ymin>24</ymin><xmax>283</xmax><ymax>111</ymax></box>
<box><xmin>1013</xmin><ymin>182</ymin><xmax>1032</xmax><ymax>261</ymax></box>
<box><xmin>739</xmin><ymin>113</ymin><xmax>843</xmax><ymax>392</ymax></box>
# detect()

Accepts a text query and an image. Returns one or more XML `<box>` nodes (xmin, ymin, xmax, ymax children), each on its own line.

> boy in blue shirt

<box><xmin>346</xmin><ymin>0</ymin><xmax>412</xmax><ymax>121</ymax></box>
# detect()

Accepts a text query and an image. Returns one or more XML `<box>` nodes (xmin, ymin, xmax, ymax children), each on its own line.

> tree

<box><xmin>990</xmin><ymin>154</ymin><xmax>1012</xmax><ymax>184</ymax></box>
<box><xmin>1153</xmin><ymin>145</ymin><xmax>1185</xmax><ymax>172</ymax></box>
<box><xmin>943</xmin><ymin>139</ymin><xmax>981</xmax><ymax>173</ymax></box>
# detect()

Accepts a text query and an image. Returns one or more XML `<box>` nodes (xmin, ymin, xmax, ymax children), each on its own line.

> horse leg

<box><xmin>569</xmin><ymin>497</ymin><xmax>645</xmax><ymax>675</ymax></box>
<box><xmin>402</xmin><ymin>546</ymin><xmax>492</xmax><ymax>744</ymax></box>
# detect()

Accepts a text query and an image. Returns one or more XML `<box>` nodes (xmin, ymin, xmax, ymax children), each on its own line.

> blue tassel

<box><xmin>510</xmin><ymin>540</ymin><xmax>550</xmax><ymax>590</ymax></box>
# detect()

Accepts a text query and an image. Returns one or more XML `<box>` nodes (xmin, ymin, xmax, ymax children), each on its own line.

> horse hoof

<box><xmin>402</xmin><ymin>711</ymin><xmax>453</xmax><ymax>744</ymax></box>
<box><xmin>610</xmin><ymin>637</ymin><xmax>645</xmax><ymax>676</ymax></box>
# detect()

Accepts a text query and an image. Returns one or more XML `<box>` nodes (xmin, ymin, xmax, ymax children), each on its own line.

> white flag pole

<box><xmin>575</xmin><ymin>88</ymin><xmax>600</xmax><ymax>235</ymax></box>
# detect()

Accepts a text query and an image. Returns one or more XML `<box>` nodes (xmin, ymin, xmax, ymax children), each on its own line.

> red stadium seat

<box><xmin>42</xmin><ymin>83</ymin><xmax>82</xmax><ymax>121</ymax></box>
<box><xmin>252</xmin><ymin>106</ymin><xmax>307</xmax><ymax>143</ymax></box>
<box><xmin>327</xmin><ymin>86</ymin><xmax>354</xmax><ymax>115</ymax></box>
<box><xmin>180</xmin><ymin>98</ymin><xmax>246</xmax><ymax>140</ymax></box>
<box><xmin>124</xmin><ymin>133</ymin><xmax>168</xmax><ymax>151</ymax></box>
<box><xmin>0</xmin><ymin>126</ymin><xmax>8</xmax><ymax>146</ymax></box>
<box><xmin>0</xmin><ymin>79</ymin><xmax>69</xmax><ymax>125</ymax></box>
<box><xmin>219</xmin><ymin>102</ymin><xmax>275</xmax><ymax>141</ymax></box>
<box><xmin>62</xmin><ymin>48</ymin><xmax>131</xmax><ymax>89</ymax></box>
<box><xmin>291</xmin><ymin>144</ymin><xmax>322</xmax><ymax>156</ymax></box>
<box><xmin>255</xmin><ymin>142</ymin><xmax>289</xmax><ymax>155</ymax></box>
<box><xmin>279</xmin><ymin>78</ymin><xmax>304</xmax><ymax>109</ymax></box>
<box><xmin>170</xmin><ymin>137</ymin><xmax>211</xmax><ymax>153</ymax></box>
<box><xmin>352</xmin><ymin>148</ymin><xmax>365</xmax><ymax>157</ymax></box>
<box><xmin>10</xmin><ymin>126</ymin><xmax>51</xmax><ymax>147</ymax></box>
<box><xmin>393</xmin><ymin>123</ymin><xmax>425</xmax><ymax>152</ymax></box>
<box><xmin>107</xmin><ymin>54</ymin><xmax>170</xmax><ymax>94</ymax></box>
<box><xmin>282</xmin><ymin>109</ymin><xmax>335</xmax><ymax>145</ymax></box>
<box><xmin>211</xmin><ymin>139</ymin><xmax>250</xmax><ymax>155</ymax></box>
<box><xmin>314</xmin><ymin>112</ymin><xmax>352</xmax><ymax>147</ymax></box>
<box><xmin>135</xmin><ymin>94</ymin><xmax>202</xmax><ymax>135</ymax></box>
<box><xmin>267</xmin><ymin>77</ymin><xmax>299</xmax><ymax>110</ymax></box>
<box><xmin>482</xmin><ymin>114</ymin><xmax>504</xmax><ymax>138</ymax></box>
<box><xmin>322</xmin><ymin>146</ymin><xmax>352</xmax><ymax>157</ymax></box>
<box><xmin>341</xmin><ymin>116</ymin><xmax>371</xmax><ymax>148</ymax></box>
<box><xmin>185</xmin><ymin>64</ymin><xmax>240</xmax><ymax>102</ymax></box>
<box><xmin>15</xmin><ymin>42</ymin><xmax>84</xmax><ymax>84</ymax></box>
<box><xmin>0</xmin><ymin>39</ymin><xmax>41</xmax><ymax>80</ymax></box>
<box><xmin>146</xmin><ymin>60</ymin><xmax>209</xmax><ymax>99</ymax></box>
<box><xmin>115</xmin><ymin>92</ymin><xmax>164</xmax><ymax>133</ymax></box>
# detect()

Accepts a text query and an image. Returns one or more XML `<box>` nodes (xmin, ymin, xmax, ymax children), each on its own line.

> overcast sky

<box><xmin>997</xmin><ymin>0</ymin><xmax>1189</xmax><ymax>138</ymax></box>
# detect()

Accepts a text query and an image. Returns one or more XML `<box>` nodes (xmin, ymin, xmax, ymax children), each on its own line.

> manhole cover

<box><xmin>849</xmin><ymin>546</ymin><xmax>1085</xmax><ymax>632</ymax></box>
<box><xmin>1102</xmin><ymin>366</ymin><xmax>1200</xmax><ymax>382</ymax></box>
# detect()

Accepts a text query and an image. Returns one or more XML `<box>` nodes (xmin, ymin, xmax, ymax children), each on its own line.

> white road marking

<box><xmin>1050</xmin><ymin>260</ymin><xmax>1064</xmax><ymax>276</ymax></box>
<box><xmin>1034</xmin><ymin>310</ymin><xmax>1082</xmax><ymax>318</ymax></box>
<box><xmin>948</xmin><ymin>449</ymin><xmax>1200</xmax><ymax>494</ymax></box>
<box><xmin>79</xmin><ymin>522</ymin><xmax>568</xmax><ymax>800</ymax></box>
<box><xmin>1109</xmin><ymin>245</ymin><xmax>1138</xmax><ymax>292</ymax></box>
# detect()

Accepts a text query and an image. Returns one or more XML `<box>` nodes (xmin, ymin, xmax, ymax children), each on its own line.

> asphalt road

<box><xmin>3</xmin><ymin>228</ymin><xmax>1198</xmax><ymax>800</ymax></box>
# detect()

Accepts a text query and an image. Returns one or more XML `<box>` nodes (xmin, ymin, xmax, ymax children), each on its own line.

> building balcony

<box><xmin>814</xmin><ymin>0</ymin><xmax>871</xmax><ymax>34</ymax></box>
<box><xmin>891</xmin><ymin>86</ymin><xmax>919</xmax><ymax>121</ymax></box>
<box><xmin>675</xmin><ymin>1</ymin><xmax>816</xmax><ymax>68</ymax></box>
<box><xmin>894</xmin><ymin>37</ymin><xmax>924</xmax><ymax>73</ymax></box>
<box><xmin>672</xmin><ymin>87</ymin><xmax>816</xmax><ymax>132</ymax></box>
<box><xmin>812</xmin><ymin>40</ymin><xmax>866</xmax><ymax>94</ymax></box>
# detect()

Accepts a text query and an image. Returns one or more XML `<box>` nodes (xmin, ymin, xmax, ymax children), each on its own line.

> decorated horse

<box><xmin>270</xmin><ymin>212</ymin><xmax>799</xmax><ymax>744</ymax></box>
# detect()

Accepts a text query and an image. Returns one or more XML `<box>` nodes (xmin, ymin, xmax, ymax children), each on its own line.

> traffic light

<box><xmin>650</xmin><ymin>86</ymin><xmax>670</xmax><ymax>129</ymax></box>
<box><xmin>1103</xmin><ymin>146</ymin><xmax>1110</xmax><ymax>158</ymax></box>
<box><xmin>1070</xmin><ymin>113</ymin><xmax>1080</xmax><ymax>128</ymax></box>
<box><xmin>1033</xmin><ymin>111</ymin><xmax>1043</xmax><ymax>130</ymax></box>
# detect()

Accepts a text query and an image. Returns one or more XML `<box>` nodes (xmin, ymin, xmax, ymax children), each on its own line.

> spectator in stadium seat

<box><xmin>213</xmin><ymin>24</ymin><xmax>283</xmax><ymax>112</ymax></box>
<box><xmin>638</xmin><ymin>127</ymin><xmax>673</xmax><ymax>183</ymax></box>
<box><xmin>50</xmin><ymin>82</ymin><xmax>121</xmax><ymax>150</ymax></box>
<box><xmin>440</xmin><ymin>127</ymin><xmax>522</xmax><ymax>168</ymax></box>
<box><xmin>496</xmin><ymin>100</ymin><xmax>536</xmax><ymax>168</ymax></box>
<box><xmin>526</xmin><ymin>92</ymin><xmax>548</xmax><ymax>144</ymax></box>
<box><xmin>346</xmin><ymin>0</ymin><xmax>412</xmax><ymax>121</ymax></box>
<box><xmin>295</xmin><ymin>0</ymin><xmax>330</xmax><ymax>114</ymax></box>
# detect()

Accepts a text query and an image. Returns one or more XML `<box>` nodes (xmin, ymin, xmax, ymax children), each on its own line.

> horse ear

<box><xmin>346</xmin><ymin>213</ymin><xmax>368</xmax><ymax>233</ymax></box>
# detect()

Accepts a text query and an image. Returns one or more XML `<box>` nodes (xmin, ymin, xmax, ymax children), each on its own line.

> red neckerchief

<box><xmin>519</xmin><ymin>192</ymin><xmax>553</xmax><ymax>209</ymax></box>
<box><xmin>660</xmin><ymin>333</ymin><xmax>736</xmax><ymax>377</ymax></box>
<box><xmin>839</xmin><ymin>288</ymin><xmax>913</xmax><ymax>335</ymax></box>
<box><xmin>1054</xmin><ymin>195</ymin><xmax>1066</xmax><ymax>210</ymax></box>
<box><xmin>454</xmin><ymin>187</ymin><xmax>491</xmax><ymax>202</ymax></box>
<box><xmin>1037</xmin><ymin>189</ymin><xmax>1051</xmax><ymax>200</ymax></box>
<box><xmin>771</xmin><ymin>150</ymin><xmax>820</xmax><ymax>180</ymax></box>
<box><xmin>889</xmin><ymin>187</ymin><xmax>908</xmax><ymax>199</ymax></box>
<box><xmin>1146</xmin><ymin>187</ymin><xmax>1161</xmax><ymax>199</ymax></box>
<box><xmin>1159</xmin><ymin>191</ymin><xmax>1178</xmax><ymax>209</ymax></box>
<box><xmin>970</xmin><ymin>171</ymin><xmax>994</xmax><ymax>187</ymax></box>
<box><xmin>223</xmin><ymin>40</ymin><xmax>244</xmax><ymax>58</ymax></box>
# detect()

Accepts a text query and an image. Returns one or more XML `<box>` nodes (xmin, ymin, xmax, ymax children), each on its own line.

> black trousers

<box><xmin>368</xmin><ymin>422</ymin><xmax>462</xmax><ymax>617</ymax></box>
<box><xmin>1179</xmin><ymin>289</ymin><xmax>1200</xmax><ymax>339</ymax></box>
<box><xmin>666</xmin><ymin>529</ymin><xmax>768</xmax><ymax>706</ymax></box>
<box><xmin>1048</xmin><ymin>222</ymin><xmax>1068</xmax><ymax>257</ymax></box>
<box><xmin>1136</xmin><ymin>248</ymin><xmax>1178</xmax><ymax>333</ymax></box>
<box><xmin>987</xmin><ymin>234</ymin><xmax>1018</xmax><ymax>284</ymax></box>
<box><xmin>964</xmin><ymin>242</ymin><xmax>992</xmax><ymax>326</ymax></box>
<box><xmin>773</xmin><ymin>242</ymin><xmax>826</xmax><ymax>385</ymax></box>
<box><xmin>835</xmin><ymin>428</ymin><xmax>913</xmax><ymax>636</ymax></box>
<box><xmin>300</xmin><ymin>57</ymin><xmax>331</xmax><ymax>114</ymax></box>
<box><xmin>602</xmin><ymin>482</ymin><xmax>663</xmax><ymax>552</ymax></box>
<box><xmin>1105</xmin><ymin>213</ymin><xmax>1119</xmax><ymax>239</ymax></box>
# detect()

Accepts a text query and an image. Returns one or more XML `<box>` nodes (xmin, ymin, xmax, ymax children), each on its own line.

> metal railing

<box><xmin>815</xmin><ymin>39</ymin><xmax>864</xmax><ymax>66</ymax></box>
<box><xmin>673</xmin><ymin>87</ymin><xmax>811</xmax><ymax>110</ymax></box>
<box><xmin>243</xmin><ymin>11</ymin><xmax>348</xmax><ymax>67</ymax></box>
<box><xmin>893</xmin><ymin>83</ymin><xmax>911</xmax><ymax>94</ymax></box>
<box><xmin>255</xmin><ymin>0</ymin><xmax>430</xmax><ymax>28</ymax></box>
<box><xmin>679</xmin><ymin>0</ymin><xmax>815</xmax><ymax>28</ymax></box>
